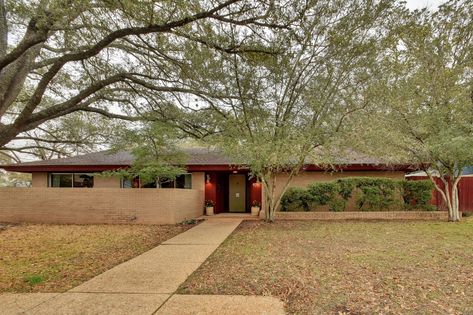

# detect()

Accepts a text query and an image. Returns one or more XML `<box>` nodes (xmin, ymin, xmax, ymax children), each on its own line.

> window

<box><xmin>50</xmin><ymin>174</ymin><xmax>72</xmax><ymax>187</ymax></box>
<box><xmin>158</xmin><ymin>178</ymin><xmax>174</xmax><ymax>188</ymax></box>
<box><xmin>158</xmin><ymin>174</ymin><xmax>192</xmax><ymax>189</ymax></box>
<box><xmin>73</xmin><ymin>174</ymin><xmax>94</xmax><ymax>188</ymax></box>
<box><xmin>120</xmin><ymin>174</ymin><xmax>192</xmax><ymax>189</ymax></box>
<box><xmin>49</xmin><ymin>173</ymin><xmax>94</xmax><ymax>188</ymax></box>
<box><xmin>121</xmin><ymin>177</ymin><xmax>140</xmax><ymax>188</ymax></box>
<box><xmin>175</xmin><ymin>174</ymin><xmax>192</xmax><ymax>189</ymax></box>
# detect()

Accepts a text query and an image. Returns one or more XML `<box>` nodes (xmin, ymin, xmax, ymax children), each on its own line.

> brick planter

<box><xmin>260</xmin><ymin>211</ymin><xmax>449</xmax><ymax>221</ymax></box>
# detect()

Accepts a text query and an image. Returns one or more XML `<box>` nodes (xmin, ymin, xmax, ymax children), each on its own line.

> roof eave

<box><xmin>304</xmin><ymin>164</ymin><xmax>416</xmax><ymax>172</ymax></box>
<box><xmin>0</xmin><ymin>165</ymin><xmax>129</xmax><ymax>173</ymax></box>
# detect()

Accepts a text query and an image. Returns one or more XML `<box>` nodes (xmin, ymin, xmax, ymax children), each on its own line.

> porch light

<box><xmin>232</xmin><ymin>170</ymin><xmax>238</xmax><ymax>174</ymax></box>
<box><xmin>206</xmin><ymin>174</ymin><xmax>211</xmax><ymax>184</ymax></box>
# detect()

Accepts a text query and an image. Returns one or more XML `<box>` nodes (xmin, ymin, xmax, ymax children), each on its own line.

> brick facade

<box><xmin>0</xmin><ymin>188</ymin><xmax>204</xmax><ymax>225</ymax></box>
<box><xmin>265</xmin><ymin>211</ymin><xmax>449</xmax><ymax>221</ymax></box>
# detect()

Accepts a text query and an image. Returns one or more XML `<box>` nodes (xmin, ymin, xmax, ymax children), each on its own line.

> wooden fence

<box><xmin>409</xmin><ymin>176</ymin><xmax>473</xmax><ymax>212</ymax></box>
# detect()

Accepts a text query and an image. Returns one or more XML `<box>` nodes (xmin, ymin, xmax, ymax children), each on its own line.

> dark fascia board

<box><xmin>303</xmin><ymin>164</ymin><xmax>416</xmax><ymax>172</ymax></box>
<box><xmin>0</xmin><ymin>165</ymin><xmax>128</xmax><ymax>173</ymax></box>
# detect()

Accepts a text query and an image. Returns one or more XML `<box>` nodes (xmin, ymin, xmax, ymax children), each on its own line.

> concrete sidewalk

<box><xmin>0</xmin><ymin>218</ymin><xmax>284</xmax><ymax>314</ymax></box>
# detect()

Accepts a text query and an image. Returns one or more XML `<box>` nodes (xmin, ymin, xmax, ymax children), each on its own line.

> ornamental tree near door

<box><xmin>156</xmin><ymin>0</ymin><xmax>403</xmax><ymax>222</ymax></box>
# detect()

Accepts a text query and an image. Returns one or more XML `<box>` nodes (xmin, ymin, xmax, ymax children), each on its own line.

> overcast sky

<box><xmin>404</xmin><ymin>0</ymin><xmax>447</xmax><ymax>10</ymax></box>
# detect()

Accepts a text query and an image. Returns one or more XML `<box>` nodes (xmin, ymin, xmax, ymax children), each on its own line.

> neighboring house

<box><xmin>0</xmin><ymin>147</ymin><xmax>413</xmax><ymax>224</ymax></box>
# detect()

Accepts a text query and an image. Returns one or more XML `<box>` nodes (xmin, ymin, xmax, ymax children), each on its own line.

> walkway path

<box><xmin>1</xmin><ymin>219</ymin><xmax>285</xmax><ymax>314</ymax></box>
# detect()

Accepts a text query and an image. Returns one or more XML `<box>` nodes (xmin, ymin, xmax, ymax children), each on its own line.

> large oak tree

<box><xmin>0</xmin><ymin>0</ymin><xmax>280</xmax><ymax>156</ymax></box>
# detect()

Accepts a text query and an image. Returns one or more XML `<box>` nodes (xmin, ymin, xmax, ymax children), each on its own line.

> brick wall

<box><xmin>191</xmin><ymin>172</ymin><xmax>205</xmax><ymax>191</ymax></box>
<box><xmin>32</xmin><ymin>173</ymin><xmax>48</xmax><ymax>187</ymax></box>
<box><xmin>263</xmin><ymin>211</ymin><xmax>449</xmax><ymax>221</ymax></box>
<box><xmin>94</xmin><ymin>176</ymin><xmax>121</xmax><ymax>188</ymax></box>
<box><xmin>0</xmin><ymin>188</ymin><xmax>204</xmax><ymax>225</ymax></box>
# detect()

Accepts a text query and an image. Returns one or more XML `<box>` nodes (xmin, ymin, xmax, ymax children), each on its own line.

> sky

<box><xmin>404</xmin><ymin>0</ymin><xmax>447</xmax><ymax>11</ymax></box>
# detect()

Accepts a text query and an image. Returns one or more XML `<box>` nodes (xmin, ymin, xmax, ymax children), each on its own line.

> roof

<box><xmin>4</xmin><ymin>148</ymin><xmax>231</xmax><ymax>167</ymax></box>
<box><xmin>0</xmin><ymin>147</ymin><xmax>414</xmax><ymax>173</ymax></box>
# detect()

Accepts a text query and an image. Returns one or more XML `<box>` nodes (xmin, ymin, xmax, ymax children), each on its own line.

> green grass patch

<box><xmin>25</xmin><ymin>275</ymin><xmax>45</xmax><ymax>286</ymax></box>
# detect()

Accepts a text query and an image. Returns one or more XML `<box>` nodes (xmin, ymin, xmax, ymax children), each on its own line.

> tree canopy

<box><xmin>143</xmin><ymin>0</ymin><xmax>403</xmax><ymax>221</ymax></box>
<box><xmin>351</xmin><ymin>0</ymin><xmax>473</xmax><ymax>221</ymax></box>
<box><xmin>0</xmin><ymin>0</ymin><xmax>281</xmax><ymax>157</ymax></box>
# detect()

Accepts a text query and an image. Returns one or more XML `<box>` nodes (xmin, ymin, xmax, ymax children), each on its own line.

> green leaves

<box><xmin>351</xmin><ymin>0</ymin><xmax>473</xmax><ymax>180</ymax></box>
<box><xmin>280</xmin><ymin>178</ymin><xmax>434</xmax><ymax>212</ymax></box>
<box><xmin>108</xmin><ymin>122</ymin><xmax>187</xmax><ymax>185</ymax></box>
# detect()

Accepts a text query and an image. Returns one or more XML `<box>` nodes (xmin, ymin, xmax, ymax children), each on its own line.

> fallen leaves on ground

<box><xmin>0</xmin><ymin>222</ymin><xmax>194</xmax><ymax>293</ymax></box>
<box><xmin>179</xmin><ymin>219</ymin><xmax>473</xmax><ymax>315</ymax></box>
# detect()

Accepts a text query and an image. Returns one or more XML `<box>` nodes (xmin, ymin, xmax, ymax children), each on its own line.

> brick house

<box><xmin>0</xmin><ymin>147</ymin><xmax>413</xmax><ymax>224</ymax></box>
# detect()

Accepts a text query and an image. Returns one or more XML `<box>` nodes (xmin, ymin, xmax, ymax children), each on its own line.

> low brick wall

<box><xmin>265</xmin><ymin>211</ymin><xmax>449</xmax><ymax>221</ymax></box>
<box><xmin>0</xmin><ymin>188</ymin><xmax>204</xmax><ymax>225</ymax></box>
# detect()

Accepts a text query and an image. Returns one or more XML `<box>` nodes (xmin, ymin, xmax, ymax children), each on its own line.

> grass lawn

<box><xmin>0</xmin><ymin>222</ymin><xmax>195</xmax><ymax>293</ymax></box>
<box><xmin>179</xmin><ymin>219</ymin><xmax>473</xmax><ymax>314</ymax></box>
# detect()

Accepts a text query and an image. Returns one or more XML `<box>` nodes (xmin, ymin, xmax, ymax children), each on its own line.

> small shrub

<box><xmin>400</xmin><ymin>180</ymin><xmax>434</xmax><ymax>210</ymax></box>
<box><xmin>181</xmin><ymin>218</ymin><xmax>201</xmax><ymax>225</ymax></box>
<box><xmin>336</xmin><ymin>179</ymin><xmax>356</xmax><ymax>200</ymax></box>
<box><xmin>329</xmin><ymin>199</ymin><xmax>346</xmax><ymax>212</ymax></box>
<box><xmin>279</xmin><ymin>177</ymin><xmax>436</xmax><ymax>212</ymax></box>
<box><xmin>307</xmin><ymin>182</ymin><xmax>338</xmax><ymax>205</ymax></box>
<box><xmin>462</xmin><ymin>212</ymin><xmax>473</xmax><ymax>218</ymax></box>
<box><xmin>353</xmin><ymin>178</ymin><xmax>398</xmax><ymax>211</ymax></box>
<box><xmin>357</xmin><ymin>186</ymin><xmax>393</xmax><ymax>211</ymax></box>
<box><xmin>280</xmin><ymin>187</ymin><xmax>311</xmax><ymax>211</ymax></box>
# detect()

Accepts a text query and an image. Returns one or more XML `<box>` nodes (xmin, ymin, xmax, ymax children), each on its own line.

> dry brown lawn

<box><xmin>0</xmin><ymin>223</ymin><xmax>195</xmax><ymax>293</ymax></box>
<box><xmin>179</xmin><ymin>219</ymin><xmax>473</xmax><ymax>315</ymax></box>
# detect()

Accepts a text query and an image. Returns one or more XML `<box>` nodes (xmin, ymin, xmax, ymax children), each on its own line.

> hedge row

<box><xmin>280</xmin><ymin>177</ymin><xmax>435</xmax><ymax>212</ymax></box>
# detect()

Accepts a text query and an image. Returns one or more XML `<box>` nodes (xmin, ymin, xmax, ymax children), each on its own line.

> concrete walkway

<box><xmin>0</xmin><ymin>219</ymin><xmax>285</xmax><ymax>314</ymax></box>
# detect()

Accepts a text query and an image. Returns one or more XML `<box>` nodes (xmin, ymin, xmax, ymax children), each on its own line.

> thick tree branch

<box><xmin>81</xmin><ymin>107</ymin><xmax>141</xmax><ymax>121</ymax></box>
<box><xmin>10</xmin><ymin>0</ymin><xmax>241</xmax><ymax>127</ymax></box>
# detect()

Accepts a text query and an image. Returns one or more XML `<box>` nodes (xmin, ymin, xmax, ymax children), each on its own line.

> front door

<box><xmin>229</xmin><ymin>174</ymin><xmax>246</xmax><ymax>212</ymax></box>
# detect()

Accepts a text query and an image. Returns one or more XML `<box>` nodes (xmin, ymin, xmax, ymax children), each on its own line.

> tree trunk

<box><xmin>0</xmin><ymin>0</ymin><xmax>7</xmax><ymax>57</ymax></box>
<box><xmin>426</xmin><ymin>171</ymin><xmax>461</xmax><ymax>222</ymax></box>
<box><xmin>443</xmin><ymin>179</ymin><xmax>454</xmax><ymax>220</ymax></box>
<box><xmin>261</xmin><ymin>168</ymin><xmax>300</xmax><ymax>223</ymax></box>
<box><xmin>262</xmin><ymin>172</ymin><xmax>277</xmax><ymax>222</ymax></box>
<box><xmin>451</xmin><ymin>177</ymin><xmax>462</xmax><ymax>222</ymax></box>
